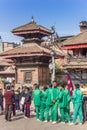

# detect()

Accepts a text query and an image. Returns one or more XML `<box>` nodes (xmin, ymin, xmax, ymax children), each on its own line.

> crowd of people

<box><xmin>0</xmin><ymin>80</ymin><xmax>87</xmax><ymax>125</ymax></box>
<box><xmin>0</xmin><ymin>85</ymin><xmax>32</xmax><ymax>121</ymax></box>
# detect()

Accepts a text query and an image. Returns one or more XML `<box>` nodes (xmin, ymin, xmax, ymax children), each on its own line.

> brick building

<box><xmin>62</xmin><ymin>21</ymin><xmax>87</xmax><ymax>84</ymax></box>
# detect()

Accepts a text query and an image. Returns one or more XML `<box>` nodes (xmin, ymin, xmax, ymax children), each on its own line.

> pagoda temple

<box><xmin>61</xmin><ymin>21</ymin><xmax>87</xmax><ymax>84</ymax></box>
<box><xmin>0</xmin><ymin>17</ymin><xmax>53</xmax><ymax>85</ymax></box>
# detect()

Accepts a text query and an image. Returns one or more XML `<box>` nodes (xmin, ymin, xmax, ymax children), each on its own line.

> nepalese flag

<box><xmin>67</xmin><ymin>73</ymin><xmax>73</xmax><ymax>96</ymax></box>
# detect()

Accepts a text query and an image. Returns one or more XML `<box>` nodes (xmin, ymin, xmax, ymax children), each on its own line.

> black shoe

<box><xmin>8</xmin><ymin>119</ymin><xmax>12</xmax><ymax>121</ymax></box>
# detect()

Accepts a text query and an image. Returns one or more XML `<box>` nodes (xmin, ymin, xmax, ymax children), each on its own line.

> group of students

<box><xmin>33</xmin><ymin>81</ymin><xmax>84</xmax><ymax>125</ymax></box>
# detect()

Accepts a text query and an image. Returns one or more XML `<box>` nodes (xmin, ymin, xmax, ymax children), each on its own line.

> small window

<box><xmin>24</xmin><ymin>71</ymin><xmax>32</xmax><ymax>83</ymax></box>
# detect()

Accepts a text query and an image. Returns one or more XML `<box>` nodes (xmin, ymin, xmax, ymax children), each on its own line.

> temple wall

<box><xmin>38</xmin><ymin>67</ymin><xmax>50</xmax><ymax>85</ymax></box>
<box><xmin>16</xmin><ymin>66</ymin><xmax>50</xmax><ymax>86</ymax></box>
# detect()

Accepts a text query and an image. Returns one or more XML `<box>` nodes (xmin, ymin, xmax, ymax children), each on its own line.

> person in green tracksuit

<box><xmin>51</xmin><ymin>81</ymin><xmax>60</xmax><ymax>124</ymax></box>
<box><xmin>44</xmin><ymin>84</ymin><xmax>53</xmax><ymax>122</ymax></box>
<box><xmin>59</xmin><ymin>82</ymin><xmax>70</xmax><ymax>123</ymax></box>
<box><xmin>39</xmin><ymin>86</ymin><xmax>48</xmax><ymax>121</ymax></box>
<box><xmin>64</xmin><ymin>85</ymin><xmax>71</xmax><ymax>122</ymax></box>
<box><xmin>33</xmin><ymin>84</ymin><xmax>42</xmax><ymax>120</ymax></box>
<box><xmin>72</xmin><ymin>83</ymin><xmax>83</xmax><ymax>124</ymax></box>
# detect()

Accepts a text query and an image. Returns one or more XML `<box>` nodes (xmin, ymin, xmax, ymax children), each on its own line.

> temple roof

<box><xmin>12</xmin><ymin>17</ymin><xmax>51</xmax><ymax>36</ymax></box>
<box><xmin>0</xmin><ymin>58</ymin><xmax>12</xmax><ymax>66</ymax></box>
<box><xmin>0</xmin><ymin>43</ymin><xmax>51</xmax><ymax>58</ymax></box>
<box><xmin>62</xmin><ymin>30</ymin><xmax>87</xmax><ymax>46</ymax></box>
<box><xmin>0</xmin><ymin>42</ymin><xmax>64</xmax><ymax>59</ymax></box>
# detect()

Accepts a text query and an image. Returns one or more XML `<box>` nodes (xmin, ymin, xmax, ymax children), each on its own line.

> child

<box><xmin>71</xmin><ymin>83</ymin><xmax>83</xmax><ymax>125</ymax></box>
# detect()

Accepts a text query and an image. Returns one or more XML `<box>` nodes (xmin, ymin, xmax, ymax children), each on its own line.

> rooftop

<box><xmin>0</xmin><ymin>43</ymin><xmax>51</xmax><ymax>58</ymax></box>
<box><xmin>62</xmin><ymin>30</ymin><xmax>87</xmax><ymax>46</ymax></box>
<box><xmin>12</xmin><ymin>17</ymin><xmax>51</xmax><ymax>37</ymax></box>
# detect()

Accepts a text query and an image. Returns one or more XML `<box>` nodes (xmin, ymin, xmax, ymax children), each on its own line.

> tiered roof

<box><xmin>12</xmin><ymin>17</ymin><xmax>51</xmax><ymax>37</ymax></box>
<box><xmin>0</xmin><ymin>43</ymin><xmax>51</xmax><ymax>58</ymax></box>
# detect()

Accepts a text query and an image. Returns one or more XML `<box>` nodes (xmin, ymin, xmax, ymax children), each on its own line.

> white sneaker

<box><xmin>61</xmin><ymin>122</ymin><xmax>65</xmax><ymax>124</ymax></box>
<box><xmin>52</xmin><ymin>121</ymin><xmax>57</xmax><ymax>124</ymax></box>
<box><xmin>44</xmin><ymin>120</ymin><xmax>48</xmax><ymax>123</ymax></box>
<box><xmin>50</xmin><ymin>120</ymin><xmax>52</xmax><ymax>122</ymax></box>
<box><xmin>69</xmin><ymin>122</ymin><xmax>74</xmax><ymax>125</ymax></box>
<box><xmin>69</xmin><ymin>122</ymin><xmax>77</xmax><ymax>125</ymax></box>
<box><xmin>79</xmin><ymin>123</ymin><xmax>83</xmax><ymax>125</ymax></box>
<box><xmin>36</xmin><ymin>119</ymin><xmax>39</xmax><ymax>121</ymax></box>
<box><xmin>24</xmin><ymin>116</ymin><xmax>28</xmax><ymax>119</ymax></box>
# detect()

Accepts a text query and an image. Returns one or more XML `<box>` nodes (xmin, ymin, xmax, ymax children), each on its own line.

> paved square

<box><xmin>0</xmin><ymin>111</ymin><xmax>87</xmax><ymax>130</ymax></box>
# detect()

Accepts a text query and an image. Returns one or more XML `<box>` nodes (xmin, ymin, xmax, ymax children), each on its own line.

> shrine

<box><xmin>0</xmin><ymin>17</ymin><xmax>52</xmax><ymax>85</ymax></box>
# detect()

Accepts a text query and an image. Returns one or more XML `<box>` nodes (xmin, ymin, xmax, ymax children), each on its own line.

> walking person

<box><xmin>4</xmin><ymin>84</ymin><xmax>14</xmax><ymax>121</ymax></box>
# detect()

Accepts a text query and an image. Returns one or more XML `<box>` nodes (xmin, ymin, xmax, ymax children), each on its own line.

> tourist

<box><xmin>24</xmin><ymin>87</ymin><xmax>31</xmax><ymax>119</ymax></box>
<box><xmin>4</xmin><ymin>84</ymin><xmax>14</xmax><ymax>121</ymax></box>
<box><xmin>11</xmin><ymin>85</ymin><xmax>16</xmax><ymax>116</ymax></box>
<box><xmin>14</xmin><ymin>88</ymin><xmax>20</xmax><ymax>112</ymax></box>
<box><xmin>20</xmin><ymin>86</ymin><xmax>26</xmax><ymax>112</ymax></box>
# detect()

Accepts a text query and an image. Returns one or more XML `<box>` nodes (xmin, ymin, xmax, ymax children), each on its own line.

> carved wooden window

<box><xmin>24</xmin><ymin>71</ymin><xmax>32</xmax><ymax>83</ymax></box>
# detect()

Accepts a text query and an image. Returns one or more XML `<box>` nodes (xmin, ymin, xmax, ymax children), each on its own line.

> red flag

<box><xmin>67</xmin><ymin>73</ymin><xmax>73</xmax><ymax>96</ymax></box>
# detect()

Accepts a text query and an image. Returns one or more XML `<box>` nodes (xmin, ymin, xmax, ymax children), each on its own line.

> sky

<box><xmin>0</xmin><ymin>0</ymin><xmax>87</xmax><ymax>43</ymax></box>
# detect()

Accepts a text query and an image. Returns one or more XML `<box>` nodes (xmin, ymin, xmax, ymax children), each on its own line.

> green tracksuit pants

<box><xmin>73</xmin><ymin>103</ymin><xmax>83</xmax><ymax>123</ymax></box>
<box><xmin>39</xmin><ymin>104</ymin><xmax>46</xmax><ymax>121</ymax></box>
<box><xmin>60</xmin><ymin>108</ymin><xmax>70</xmax><ymax>122</ymax></box>
<box><xmin>45</xmin><ymin>105</ymin><xmax>53</xmax><ymax>121</ymax></box>
<box><xmin>35</xmin><ymin>105</ymin><xmax>40</xmax><ymax>119</ymax></box>
<box><xmin>51</xmin><ymin>103</ymin><xmax>58</xmax><ymax>122</ymax></box>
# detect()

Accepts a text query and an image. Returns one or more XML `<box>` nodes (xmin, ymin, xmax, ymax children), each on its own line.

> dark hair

<box><xmin>35</xmin><ymin>84</ymin><xmax>39</xmax><ymax>89</ymax></box>
<box><xmin>6</xmin><ymin>84</ymin><xmax>11</xmax><ymax>90</ymax></box>
<box><xmin>60</xmin><ymin>82</ymin><xmax>65</xmax><ymax>88</ymax></box>
<box><xmin>43</xmin><ymin>86</ymin><xmax>48</xmax><ymax>91</ymax></box>
<box><xmin>53</xmin><ymin>80</ymin><xmax>57</xmax><ymax>83</ymax></box>
<box><xmin>49</xmin><ymin>84</ymin><xmax>52</xmax><ymax>88</ymax></box>
<box><xmin>25</xmin><ymin>87</ymin><xmax>29</xmax><ymax>91</ymax></box>
<box><xmin>75</xmin><ymin>84</ymin><xmax>80</xmax><ymax>89</ymax></box>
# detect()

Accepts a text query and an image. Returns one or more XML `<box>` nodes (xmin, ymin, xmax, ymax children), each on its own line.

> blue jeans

<box><xmin>15</xmin><ymin>100</ymin><xmax>20</xmax><ymax>110</ymax></box>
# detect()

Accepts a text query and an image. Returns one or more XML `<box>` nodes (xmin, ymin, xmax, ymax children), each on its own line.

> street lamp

<box><xmin>49</xmin><ymin>26</ymin><xmax>56</xmax><ymax>83</ymax></box>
